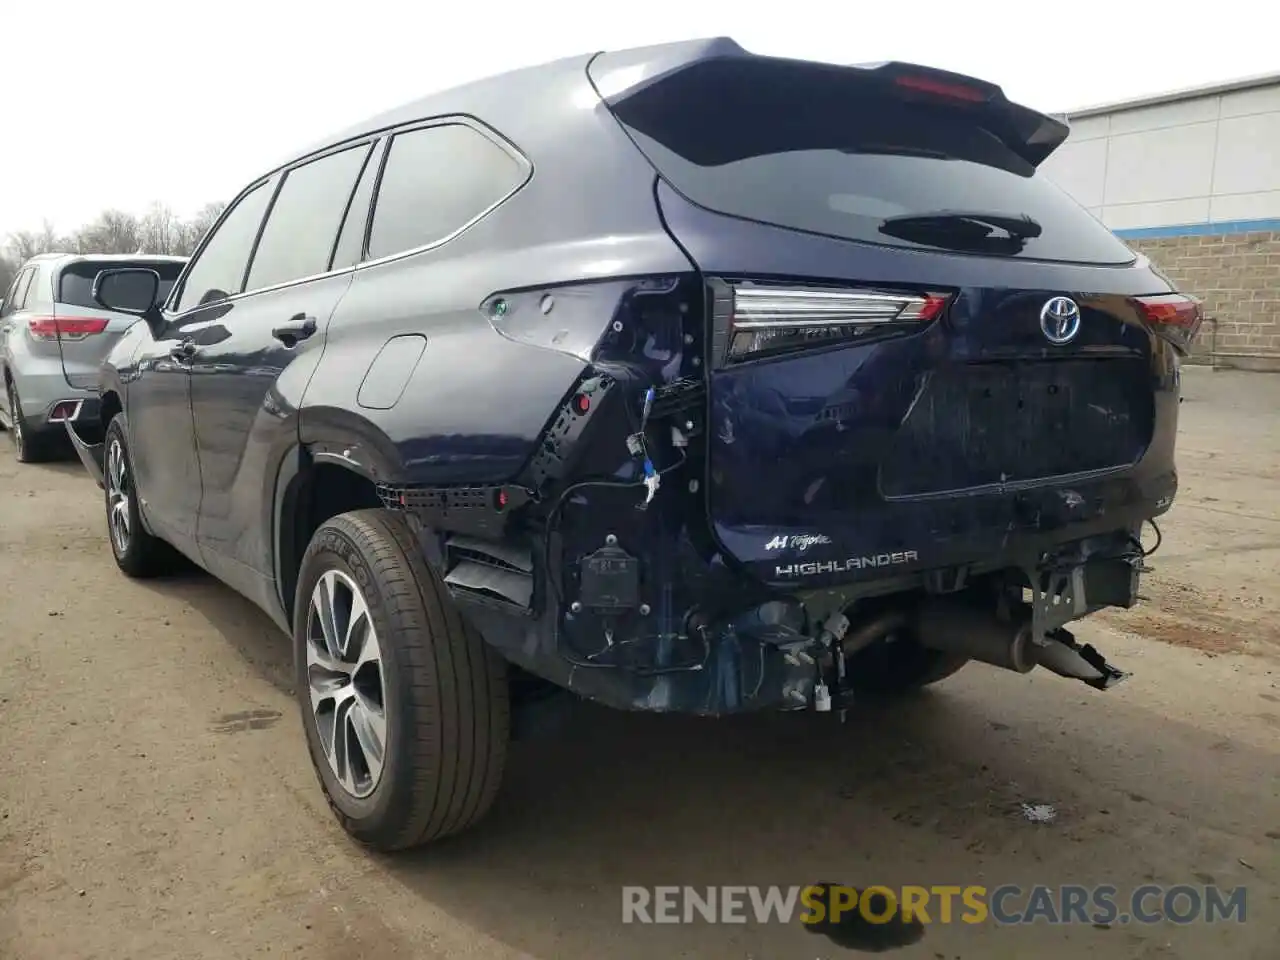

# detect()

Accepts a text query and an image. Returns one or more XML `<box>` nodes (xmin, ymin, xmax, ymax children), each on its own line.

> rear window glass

<box><xmin>608</xmin><ymin>60</ymin><xmax>1133</xmax><ymax>265</ymax></box>
<box><xmin>366</xmin><ymin>123</ymin><xmax>528</xmax><ymax>261</ymax></box>
<box><xmin>58</xmin><ymin>261</ymin><xmax>185</xmax><ymax>308</ymax></box>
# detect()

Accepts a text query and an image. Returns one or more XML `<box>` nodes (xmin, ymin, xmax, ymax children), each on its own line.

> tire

<box><xmin>5</xmin><ymin>377</ymin><xmax>53</xmax><ymax>464</ymax></box>
<box><xmin>294</xmin><ymin>509</ymin><xmax>510</xmax><ymax>852</ymax></box>
<box><xmin>103</xmin><ymin>414</ymin><xmax>178</xmax><ymax>577</ymax></box>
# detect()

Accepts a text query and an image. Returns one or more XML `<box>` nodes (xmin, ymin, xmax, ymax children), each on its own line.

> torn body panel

<box><xmin>65</xmin><ymin>420</ymin><xmax>105</xmax><ymax>488</ymax></box>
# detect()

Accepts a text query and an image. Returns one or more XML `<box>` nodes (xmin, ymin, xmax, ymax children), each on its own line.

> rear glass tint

<box><xmin>58</xmin><ymin>261</ymin><xmax>185</xmax><ymax>308</ymax></box>
<box><xmin>607</xmin><ymin>59</ymin><xmax>1133</xmax><ymax>265</ymax></box>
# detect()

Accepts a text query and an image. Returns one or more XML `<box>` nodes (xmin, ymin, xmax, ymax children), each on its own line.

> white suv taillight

<box><xmin>720</xmin><ymin>282</ymin><xmax>952</xmax><ymax>363</ymax></box>
<box><xmin>27</xmin><ymin>316</ymin><xmax>109</xmax><ymax>342</ymax></box>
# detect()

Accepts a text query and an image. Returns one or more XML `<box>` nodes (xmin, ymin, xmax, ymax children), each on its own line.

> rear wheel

<box><xmin>104</xmin><ymin>415</ymin><xmax>178</xmax><ymax>577</ymax></box>
<box><xmin>5</xmin><ymin>377</ymin><xmax>52</xmax><ymax>464</ymax></box>
<box><xmin>295</xmin><ymin>509</ymin><xmax>509</xmax><ymax>852</ymax></box>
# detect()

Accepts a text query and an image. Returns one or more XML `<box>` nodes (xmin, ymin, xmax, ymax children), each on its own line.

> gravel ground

<box><xmin>0</xmin><ymin>367</ymin><xmax>1277</xmax><ymax>959</ymax></box>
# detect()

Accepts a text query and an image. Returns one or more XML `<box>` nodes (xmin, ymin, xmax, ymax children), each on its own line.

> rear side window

<box><xmin>246</xmin><ymin>142</ymin><xmax>372</xmax><ymax>290</ymax></box>
<box><xmin>608</xmin><ymin>60</ymin><xmax>1134</xmax><ymax>265</ymax></box>
<box><xmin>173</xmin><ymin>179</ymin><xmax>275</xmax><ymax>312</ymax></box>
<box><xmin>20</xmin><ymin>266</ymin><xmax>47</xmax><ymax>307</ymax></box>
<box><xmin>366</xmin><ymin>123</ymin><xmax>527</xmax><ymax>261</ymax></box>
<box><xmin>14</xmin><ymin>270</ymin><xmax>35</xmax><ymax>309</ymax></box>
<box><xmin>0</xmin><ymin>269</ymin><xmax>31</xmax><ymax>316</ymax></box>
<box><xmin>58</xmin><ymin>261</ymin><xmax>185</xmax><ymax>309</ymax></box>
<box><xmin>331</xmin><ymin>138</ymin><xmax>386</xmax><ymax>271</ymax></box>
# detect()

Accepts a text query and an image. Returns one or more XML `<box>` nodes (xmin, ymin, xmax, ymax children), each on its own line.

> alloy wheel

<box><xmin>306</xmin><ymin>569</ymin><xmax>388</xmax><ymax>799</ymax></box>
<box><xmin>6</xmin><ymin>382</ymin><xmax>23</xmax><ymax>459</ymax></box>
<box><xmin>105</xmin><ymin>438</ymin><xmax>132</xmax><ymax>555</ymax></box>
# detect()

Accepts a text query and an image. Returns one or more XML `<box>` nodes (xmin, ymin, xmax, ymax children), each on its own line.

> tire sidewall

<box><xmin>104</xmin><ymin>417</ymin><xmax>146</xmax><ymax>568</ymax></box>
<box><xmin>7</xmin><ymin>379</ymin><xmax>29</xmax><ymax>462</ymax></box>
<box><xmin>294</xmin><ymin>519</ymin><xmax>415</xmax><ymax>828</ymax></box>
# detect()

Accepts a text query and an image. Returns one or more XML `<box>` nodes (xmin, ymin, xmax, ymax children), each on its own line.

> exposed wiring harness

<box><xmin>1129</xmin><ymin>517</ymin><xmax>1163</xmax><ymax>559</ymax></box>
<box><xmin>541</xmin><ymin>447</ymin><xmax>688</xmax><ymax>608</ymax></box>
<box><xmin>563</xmin><ymin>626</ymin><xmax>713</xmax><ymax>676</ymax></box>
<box><xmin>542</xmin><ymin>446</ymin><xmax>707</xmax><ymax>674</ymax></box>
<box><xmin>1142</xmin><ymin>518</ymin><xmax>1163</xmax><ymax>558</ymax></box>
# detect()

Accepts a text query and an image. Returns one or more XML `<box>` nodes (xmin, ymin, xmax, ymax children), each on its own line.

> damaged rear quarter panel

<box><xmin>296</xmin><ymin>53</ymin><xmax>694</xmax><ymax>485</ymax></box>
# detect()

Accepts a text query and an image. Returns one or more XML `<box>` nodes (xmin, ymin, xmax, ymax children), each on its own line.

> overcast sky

<box><xmin>3</xmin><ymin>0</ymin><xmax>1274</xmax><ymax>234</ymax></box>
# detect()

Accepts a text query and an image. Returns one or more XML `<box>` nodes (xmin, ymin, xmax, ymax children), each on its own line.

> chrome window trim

<box><xmin>356</xmin><ymin>115</ymin><xmax>533</xmax><ymax>271</ymax></box>
<box><xmin>162</xmin><ymin>115</ymin><xmax>531</xmax><ymax>320</ymax></box>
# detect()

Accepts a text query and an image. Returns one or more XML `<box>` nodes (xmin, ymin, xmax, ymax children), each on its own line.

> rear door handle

<box><xmin>272</xmin><ymin>313</ymin><xmax>317</xmax><ymax>347</ymax></box>
<box><xmin>170</xmin><ymin>339</ymin><xmax>197</xmax><ymax>361</ymax></box>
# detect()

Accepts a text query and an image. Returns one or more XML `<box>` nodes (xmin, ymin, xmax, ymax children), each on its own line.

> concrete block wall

<box><xmin>1126</xmin><ymin>230</ymin><xmax>1280</xmax><ymax>370</ymax></box>
<box><xmin>1041</xmin><ymin>77</ymin><xmax>1280</xmax><ymax>370</ymax></box>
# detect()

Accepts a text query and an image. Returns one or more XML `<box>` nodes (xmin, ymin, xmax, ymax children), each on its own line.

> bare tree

<box><xmin>0</xmin><ymin>255</ymin><xmax>16</xmax><ymax>295</ymax></box>
<box><xmin>75</xmin><ymin>209</ymin><xmax>143</xmax><ymax>255</ymax></box>
<box><xmin>6</xmin><ymin>219</ymin><xmax>63</xmax><ymax>262</ymax></box>
<box><xmin>5</xmin><ymin>231</ymin><xmax>42</xmax><ymax>263</ymax></box>
<box><xmin>3</xmin><ymin>198</ymin><xmax>228</xmax><ymax>278</ymax></box>
<box><xmin>140</xmin><ymin>202</ymin><xmax>182</xmax><ymax>255</ymax></box>
<box><xmin>176</xmin><ymin>201</ymin><xmax>226</xmax><ymax>255</ymax></box>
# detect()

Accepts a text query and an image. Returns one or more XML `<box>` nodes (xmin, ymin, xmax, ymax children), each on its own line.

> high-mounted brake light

<box><xmin>1133</xmin><ymin>294</ymin><xmax>1203</xmax><ymax>352</ymax></box>
<box><xmin>27</xmin><ymin>316</ymin><xmax>109</xmax><ymax>342</ymax></box>
<box><xmin>893</xmin><ymin>74</ymin><xmax>987</xmax><ymax>103</ymax></box>
<box><xmin>724</xmin><ymin>284</ymin><xmax>951</xmax><ymax>363</ymax></box>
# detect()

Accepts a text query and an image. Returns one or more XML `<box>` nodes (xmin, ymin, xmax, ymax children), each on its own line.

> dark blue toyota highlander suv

<box><xmin>70</xmin><ymin>38</ymin><xmax>1198</xmax><ymax>852</ymax></box>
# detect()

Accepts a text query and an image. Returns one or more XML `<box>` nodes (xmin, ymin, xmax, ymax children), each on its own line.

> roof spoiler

<box><xmin>589</xmin><ymin>38</ymin><xmax>1070</xmax><ymax>168</ymax></box>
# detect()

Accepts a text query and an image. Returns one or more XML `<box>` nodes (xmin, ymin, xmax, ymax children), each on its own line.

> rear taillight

<box><xmin>27</xmin><ymin>316</ymin><xmax>110</xmax><ymax>342</ymax></box>
<box><xmin>1133</xmin><ymin>294</ymin><xmax>1203</xmax><ymax>352</ymax></box>
<box><xmin>721</xmin><ymin>282</ymin><xmax>951</xmax><ymax>363</ymax></box>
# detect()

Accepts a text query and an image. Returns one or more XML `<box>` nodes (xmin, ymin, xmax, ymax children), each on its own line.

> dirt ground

<box><xmin>1</xmin><ymin>367</ymin><xmax>1277</xmax><ymax>960</ymax></box>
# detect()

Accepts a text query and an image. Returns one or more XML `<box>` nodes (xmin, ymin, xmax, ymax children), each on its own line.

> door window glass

<box><xmin>246</xmin><ymin>143</ymin><xmax>372</xmax><ymax>290</ymax></box>
<box><xmin>173</xmin><ymin>179</ymin><xmax>274</xmax><ymax>311</ymax></box>
<box><xmin>330</xmin><ymin>139</ymin><xmax>386</xmax><ymax>270</ymax></box>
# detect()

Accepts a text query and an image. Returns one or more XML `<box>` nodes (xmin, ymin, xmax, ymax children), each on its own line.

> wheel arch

<box><xmin>274</xmin><ymin>424</ymin><xmax>406</xmax><ymax>625</ymax></box>
<box><xmin>97</xmin><ymin>358</ymin><xmax>130</xmax><ymax>432</ymax></box>
<box><xmin>99</xmin><ymin>389</ymin><xmax>123</xmax><ymax>431</ymax></box>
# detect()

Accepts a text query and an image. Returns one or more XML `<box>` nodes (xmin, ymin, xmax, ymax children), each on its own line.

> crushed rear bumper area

<box><xmin>446</xmin><ymin>525</ymin><xmax>1147</xmax><ymax>716</ymax></box>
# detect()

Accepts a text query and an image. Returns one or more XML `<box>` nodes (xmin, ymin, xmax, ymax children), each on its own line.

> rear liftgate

<box><xmin>694</xmin><ymin>276</ymin><xmax>1152</xmax><ymax>712</ymax></box>
<box><xmin>574</xmin><ymin>42</ymin><xmax>1191</xmax><ymax>710</ymax></box>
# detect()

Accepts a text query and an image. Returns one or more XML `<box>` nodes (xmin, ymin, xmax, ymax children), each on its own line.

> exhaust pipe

<box><xmin>915</xmin><ymin>599</ymin><xmax>1128</xmax><ymax>690</ymax></box>
<box><xmin>841</xmin><ymin>610</ymin><xmax>911</xmax><ymax>658</ymax></box>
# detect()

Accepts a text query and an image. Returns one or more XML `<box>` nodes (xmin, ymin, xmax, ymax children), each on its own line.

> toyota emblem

<box><xmin>1040</xmin><ymin>296</ymin><xmax>1082</xmax><ymax>345</ymax></box>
